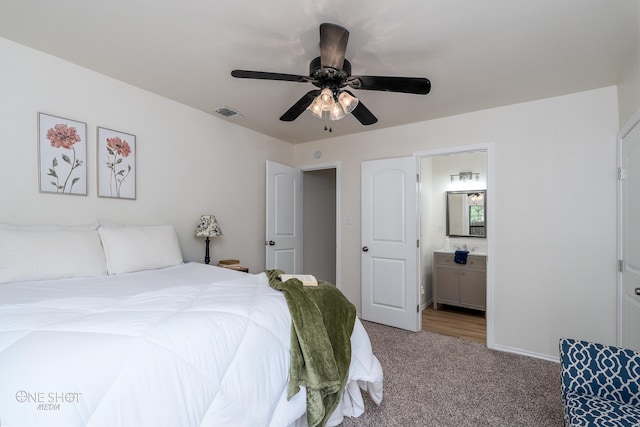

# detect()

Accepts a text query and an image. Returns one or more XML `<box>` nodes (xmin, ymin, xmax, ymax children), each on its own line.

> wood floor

<box><xmin>422</xmin><ymin>304</ymin><xmax>486</xmax><ymax>344</ymax></box>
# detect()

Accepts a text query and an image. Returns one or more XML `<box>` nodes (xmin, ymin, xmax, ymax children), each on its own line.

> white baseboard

<box><xmin>492</xmin><ymin>344</ymin><xmax>559</xmax><ymax>363</ymax></box>
<box><xmin>421</xmin><ymin>299</ymin><xmax>432</xmax><ymax>311</ymax></box>
<box><xmin>358</xmin><ymin>310</ymin><xmax>559</xmax><ymax>363</ymax></box>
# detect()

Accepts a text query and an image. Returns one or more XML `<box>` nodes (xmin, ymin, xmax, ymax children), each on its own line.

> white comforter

<box><xmin>0</xmin><ymin>263</ymin><xmax>382</xmax><ymax>427</ymax></box>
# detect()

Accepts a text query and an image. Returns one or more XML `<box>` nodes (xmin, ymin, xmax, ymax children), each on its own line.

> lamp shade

<box><xmin>337</xmin><ymin>91</ymin><xmax>358</xmax><ymax>114</ymax></box>
<box><xmin>307</xmin><ymin>89</ymin><xmax>359</xmax><ymax>121</ymax></box>
<box><xmin>329</xmin><ymin>101</ymin><xmax>346</xmax><ymax>121</ymax></box>
<box><xmin>307</xmin><ymin>97</ymin><xmax>324</xmax><ymax>118</ymax></box>
<box><xmin>195</xmin><ymin>215</ymin><xmax>223</xmax><ymax>237</ymax></box>
<box><xmin>318</xmin><ymin>88</ymin><xmax>333</xmax><ymax>110</ymax></box>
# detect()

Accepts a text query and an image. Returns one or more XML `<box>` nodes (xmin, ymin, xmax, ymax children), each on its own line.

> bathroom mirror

<box><xmin>446</xmin><ymin>190</ymin><xmax>486</xmax><ymax>237</ymax></box>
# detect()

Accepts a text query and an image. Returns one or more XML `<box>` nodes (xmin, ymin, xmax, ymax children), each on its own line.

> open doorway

<box><xmin>265</xmin><ymin>161</ymin><xmax>339</xmax><ymax>287</ymax></box>
<box><xmin>302</xmin><ymin>168</ymin><xmax>337</xmax><ymax>285</ymax></box>
<box><xmin>418</xmin><ymin>149</ymin><xmax>489</xmax><ymax>344</ymax></box>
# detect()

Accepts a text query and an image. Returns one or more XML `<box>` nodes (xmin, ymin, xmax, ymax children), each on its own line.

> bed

<box><xmin>0</xmin><ymin>223</ymin><xmax>383</xmax><ymax>427</ymax></box>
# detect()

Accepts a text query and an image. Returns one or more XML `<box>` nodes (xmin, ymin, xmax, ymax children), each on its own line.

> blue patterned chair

<box><xmin>560</xmin><ymin>338</ymin><xmax>640</xmax><ymax>426</ymax></box>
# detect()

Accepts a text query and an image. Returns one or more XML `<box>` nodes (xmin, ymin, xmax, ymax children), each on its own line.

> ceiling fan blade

<box><xmin>319</xmin><ymin>23</ymin><xmax>349</xmax><ymax>70</ymax></box>
<box><xmin>231</xmin><ymin>70</ymin><xmax>311</xmax><ymax>83</ymax></box>
<box><xmin>348</xmin><ymin>76</ymin><xmax>431</xmax><ymax>95</ymax></box>
<box><xmin>348</xmin><ymin>95</ymin><xmax>378</xmax><ymax>126</ymax></box>
<box><xmin>279</xmin><ymin>90</ymin><xmax>321</xmax><ymax>121</ymax></box>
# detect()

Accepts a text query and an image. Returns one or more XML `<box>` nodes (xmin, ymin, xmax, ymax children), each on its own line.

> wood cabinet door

<box><xmin>459</xmin><ymin>269</ymin><xmax>486</xmax><ymax>310</ymax></box>
<box><xmin>435</xmin><ymin>266</ymin><xmax>460</xmax><ymax>305</ymax></box>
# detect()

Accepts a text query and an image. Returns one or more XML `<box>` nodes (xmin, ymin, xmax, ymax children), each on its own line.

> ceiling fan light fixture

<box><xmin>319</xmin><ymin>88</ymin><xmax>333</xmax><ymax>109</ymax></box>
<box><xmin>232</xmin><ymin>23</ymin><xmax>429</xmax><ymax>127</ymax></box>
<box><xmin>329</xmin><ymin>101</ymin><xmax>346</xmax><ymax>121</ymax></box>
<box><xmin>337</xmin><ymin>91</ymin><xmax>358</xmax><ymax>114</ymax></box>
<box><xmin>308</xmin><ymin>87</ymin><xmax>347</xmax><ymax>119</ymax></box>
<box><xmin>307</xmin><ymin>97</ymin><xmax>324</xmax><ymax>118</ymax></box>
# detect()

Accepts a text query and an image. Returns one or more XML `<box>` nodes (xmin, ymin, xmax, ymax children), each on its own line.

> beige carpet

<box><xmin>340</xmin><ymin>321</ymin><xmax>563</xmax><ymax>426</ymax></box>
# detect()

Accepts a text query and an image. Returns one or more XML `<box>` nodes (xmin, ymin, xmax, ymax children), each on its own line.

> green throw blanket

<box><xmin>266</xmin><ymin>270</ymin><xmax>356</xmax><ymax>427</ymax></box>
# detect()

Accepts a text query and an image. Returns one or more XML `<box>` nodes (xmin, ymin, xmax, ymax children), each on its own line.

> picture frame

<box><xmin>38</xmin><ymin>113</ymin><xmax>87</xmax><ymax>195</ymax></box>
<box><xmin>97</xmin><ymin>127</ymin><xmax>136</xmax><ymax>199</ymax></box>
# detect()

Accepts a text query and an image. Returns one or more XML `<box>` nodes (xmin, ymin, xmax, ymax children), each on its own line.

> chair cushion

<box><xmin>560</xmin><ymin>338</ymin><xmax>640</xmax><ymax>406</ymax></box>
<box><xmin>564</xmin><ymin>392</ymin><xmax>640</xmax><ymax>427</ymax></box>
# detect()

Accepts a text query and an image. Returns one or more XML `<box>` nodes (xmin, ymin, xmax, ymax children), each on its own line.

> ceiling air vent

<box><xmin>215</xmin><ymin>106</ymin><xmax>244</xmax><ymax>119</ymax></box>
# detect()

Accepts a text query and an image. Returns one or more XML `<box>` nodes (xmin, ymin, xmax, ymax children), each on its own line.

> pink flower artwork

<box><xmin>40</xmin><ymin>114</ymin><xmax>86</xmax><ymax>194</ymax></box>
<box><xmin>99</xmin><ymin>128</ymin><xmax>135</xmax><ymax>199</ymax></box>
<box><xmin>105</xmin><ymin>136</ymin><xmax>132</xmax><ymax>198</ymax></box>
<box><xmin>47</xmin><ymin>124</ymin><xmax>82</xmax><ymax>149</ymax></box>
<box><xmin>106</xmin><ymin>136</ymin><xmax>132</xmax><ymax>157</ymax></box>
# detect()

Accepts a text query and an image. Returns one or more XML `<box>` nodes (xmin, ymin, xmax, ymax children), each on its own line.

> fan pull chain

<box><xmin>324</xmin><ymin>116</ymin><xmax>332</xmax><ymax>132</ymax></box>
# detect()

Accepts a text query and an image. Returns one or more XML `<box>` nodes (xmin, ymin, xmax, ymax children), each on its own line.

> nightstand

<box><xmin>219</xmin><ymin>265</ymin><xmax>249</xmax><ymax>273</ymax></box>
<box><xmin>218</xmin><ymin>259</ymin><xmax>249</xmax><ymax>273</ymax></box>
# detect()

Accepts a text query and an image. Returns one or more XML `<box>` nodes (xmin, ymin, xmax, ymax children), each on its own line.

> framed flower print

<box><xmin>97</xmin><ymin>127</ymin><xmax>136</xmax><ymax>199</ymax></box>
<box><xmin>38</xmin><ymin>113</ymin><xmax>87</xmax><ymax>195</ymax></box>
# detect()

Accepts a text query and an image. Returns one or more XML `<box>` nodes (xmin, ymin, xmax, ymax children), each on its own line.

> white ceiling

<box><xmin>0</xmin><ymin>0</ymin><xmax>637</xmax><ymax>144</ymax></box>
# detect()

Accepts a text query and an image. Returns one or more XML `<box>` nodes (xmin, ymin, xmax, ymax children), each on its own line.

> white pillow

<box><xmin>0</xmin><ymin>228</ymin><xmax>107</xmax><ymax>284</ymax></box>
<box><xmin>98</xmin><ymin>225</ymin><xmax>183</xmax><ymax>275</ymax></box>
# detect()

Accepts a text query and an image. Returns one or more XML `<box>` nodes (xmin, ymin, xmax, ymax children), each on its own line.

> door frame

<box><xmin>617</xmin><ymin>108</ymin><xmax>640</xmax><ymax>347</ymax></box>
<box><xmin>415</xmin><ymin>142</ymin><xmax>495</xmax><ymax>349</ymax></box>
<box><xmin>298</xmin><ymin>161</ymin><xmax>342</xmax><ymax>290</ymax></box>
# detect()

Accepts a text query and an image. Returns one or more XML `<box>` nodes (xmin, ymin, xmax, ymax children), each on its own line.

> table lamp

<box><xmin>195</xmin><ymin>214</ymin><xmax>223</xmax><ymax>264</ymax></box>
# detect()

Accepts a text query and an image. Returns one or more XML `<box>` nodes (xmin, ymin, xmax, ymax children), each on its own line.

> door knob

<box><xmin>265</xmin><ymin>240</ymin><xmax>275</xmax><ymax>246</ymax></box>
<box><xmin>362</xmin><ymin>246</ymin><xmax>369</xmax><ymax>252</ymax></box>
<box><xmin>635</xmin><ymin>288</ymin><xmax>640</xmax><ymax>296</ymax></box>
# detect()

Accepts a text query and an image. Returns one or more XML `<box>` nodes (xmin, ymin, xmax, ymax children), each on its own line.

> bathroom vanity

<box><xmin>432</xmin><ymin>250</ymin><xmax>486</xmax><ymax>311</ymax></box>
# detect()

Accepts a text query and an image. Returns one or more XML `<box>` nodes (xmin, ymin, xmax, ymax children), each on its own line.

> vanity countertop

<box><xmin>434</xmin><ymin>249</ymin><xmax>487</xmax><ymax>256</ymax></box>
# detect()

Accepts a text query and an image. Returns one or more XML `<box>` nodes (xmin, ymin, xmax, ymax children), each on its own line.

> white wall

<box><xmin>0</xmin><ymin>36</ymin><xmax>623</xmax><ymax>360</ymax></box>
<box><xmin>618</xmin><ymin>2</ymin><xmax>640</xmax><ymax>127</ymax></box>
<box><xmin>0</xmin><ymin>38</ymin><xmax>293</xmax><ymax>273</ymax></box>
<box><xmin>294</xmin><ymin>86</ymin><xmax>619</xmax><ymax>359</ymax></box>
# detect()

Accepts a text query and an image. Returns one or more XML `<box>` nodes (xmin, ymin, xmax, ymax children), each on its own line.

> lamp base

<box><xmin>204</xmin><ymin>236</ymin><xmax>211</xmax><ymax>264</ymax></box>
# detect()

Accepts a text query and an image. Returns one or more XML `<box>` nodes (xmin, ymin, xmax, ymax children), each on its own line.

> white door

<box><xmin>266</xmin><ymin>161</ymin><xmax>303</xmax><ymax>273</ymax></box>
<box><xmin>619</xmin><ymin>114</ymin><xmax>640</xmax><ymax>351</ymax></box>
<box><xmin>361</xmin><ymin>157</ymin><xmax>420</xmax><ymax>332</ymax></box>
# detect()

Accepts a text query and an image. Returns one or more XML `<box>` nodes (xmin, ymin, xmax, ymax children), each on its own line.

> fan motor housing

<box><xmin>309</xmin><ymin>56</ymin><xmax>351</xmax><ymax>90</ymax></box>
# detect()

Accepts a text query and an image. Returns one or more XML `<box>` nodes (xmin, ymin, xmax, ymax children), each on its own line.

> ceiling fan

<box><xmin>231</xmin><ymin>23</ymin><xmax>431</xmax><ymax>127</ymax></box>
